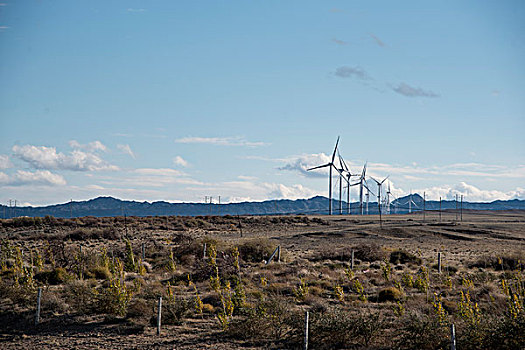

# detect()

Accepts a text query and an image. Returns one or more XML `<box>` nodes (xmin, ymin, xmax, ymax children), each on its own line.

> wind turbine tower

<box><xmin>307</xmin><ymin>137</ymin><xmax>340</xmax><ymax>215</ymax></box>
<box><xmin>366</xmin><ymin>188</ymin><xmax>370</xmax><ymax>215</ymax></box>
<box><xmin>371</xmin><ymin>176</ymin><xmax>389</xmax><ymax>215</ymax></box>
<box><xmin>358</xmin><ymin>163</ymin><xmax>367</xmax><ymax>215</ymax></box>
<box><xmin>385</xmin><ymin>182</ymin><xmax>392</xmax><ymax>215</ymax></box>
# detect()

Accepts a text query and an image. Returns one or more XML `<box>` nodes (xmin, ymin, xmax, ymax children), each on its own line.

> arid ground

<box><xmin>1</xmin><ymin>210</ymin><xmax>524</xmax><ymax>349</ymax></box>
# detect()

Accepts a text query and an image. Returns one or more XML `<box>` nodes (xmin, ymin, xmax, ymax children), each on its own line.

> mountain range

<box><xmin>1</xmin><ymin>195</ymin><xmax>524</xmax><ymax>218</ymax></box>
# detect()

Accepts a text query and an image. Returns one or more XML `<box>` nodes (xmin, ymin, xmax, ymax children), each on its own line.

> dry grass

<box><xmin>0</xmin><ymin>211</ymin><xmax>524</xmax><ymax>349</ymax></box>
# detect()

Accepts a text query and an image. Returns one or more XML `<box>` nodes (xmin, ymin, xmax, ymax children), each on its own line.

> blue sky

<box><xmin>1</xmin><ymin>1</ymin><xmax>524</xmax><ymax>206</ymax></box>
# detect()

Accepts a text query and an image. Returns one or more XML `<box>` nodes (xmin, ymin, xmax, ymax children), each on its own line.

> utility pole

<box><xmin>455</xmin><ymin>193</ymin><xmax>458</xmax><ymax>221</ymax></box>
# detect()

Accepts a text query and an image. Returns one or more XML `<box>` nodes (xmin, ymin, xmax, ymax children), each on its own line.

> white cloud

<box><xmin>412</xmin><ymin>182</ymin><xmax>525</xmax><ymax>202</ymax></box>
<box><xmin>278</xmin><ymin>153</ymin><xmax>333</xmax><ymax>178</ymax></box>
<box><xmin>117</xmin><ymin>144</ymin><xmax>136</xmax><ymax>159</ymax></box>
<box><xmin>368</xmin><ymin>161</ymin><xmax>525</xmax><ymax>179</ymax></box>
<box><xmin>127</xmin><ymin>8</ymin><xmax>145</xmax><ymax>12</ymax></box>
<box><xmin>184</xmin><ymin>178</ymin><xmax>319</xmax><ymax>203</ymax></box>
<box><xmin>12</xmin><ymin>144</ymin><xmax>118</xmax><ymax>171</ymax></box>
<box><xmin>173</xmin><ymin>156</ymin><xmax>188</xmax><ymax>167</ymax></box>
<box><xmin>0</xmin><ymin>154</ymin><xmax>12</xmax><ymax>169</ymax></box>
<box><xmin>0</xmin><ymin>170</ymin><xmax>66</xmax><ymax>186</ymax></box>
<box><xmin>175</xmin><ymin>136</ymin><xmax>268</xmax><ymax>147</ymax></box>
<box><xmin>238</xmin><ymin>175</ymin><xmax>258</xmax><ymax>181</ymax></box>
<box><xmin>69</xmin><ymin>140</ymin><xmax>107</xmax><ymax>152</ymax></box>
<box><xmin>267</xmin><ymin>183</ymin><xmax>318</xmax><ymax>200</ymax></box>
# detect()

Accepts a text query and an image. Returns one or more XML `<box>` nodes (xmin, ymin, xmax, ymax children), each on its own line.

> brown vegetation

<box><xmin>0</xmin><ymin>211</ymin><xmax>524</xmax><ymax>349</ymax></box>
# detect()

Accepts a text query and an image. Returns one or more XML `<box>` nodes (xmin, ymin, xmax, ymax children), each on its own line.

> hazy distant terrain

<box><xmin>2</xmin><ymin>195</ymin><xmax>525</xmax><ymax>218</ymax></box>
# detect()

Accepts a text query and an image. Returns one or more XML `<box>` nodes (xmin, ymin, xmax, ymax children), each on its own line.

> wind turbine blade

<box><xmin>337</xmin><ymin>152</ymin><xmax>346</xmax><ymax>172</ymax></box>
<box><xmin>331</xmin><ymin>136</ymin><xmax>340</xmax><ymax>164</ymax></box>
<box><xmin>340</xmin><ymin>155</ymin><xmax>350</xmax><ymax>173</ymax></box>
<box><xmin>370</xmin><ymin>176</ymin><xmax>380</xmax><ymax>185</ymax></box>
<box><xmin>307</xmin><ymin>163</ymin><xmax>330</xmax><ymax>171</ymax></box>
<box><xmin>332</xmin><ymin>164</ymin><xmax>348</xmax><ymax>181</ymax></box>
<box><xmin>380</xmin><ymin>175</ymin><xmax>390</xmax><ymax>185</ymax></box>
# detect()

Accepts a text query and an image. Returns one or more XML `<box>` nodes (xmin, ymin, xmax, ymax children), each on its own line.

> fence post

<box><xmin>142</xmin><ymin>243</ymin><xmax>145</xmax><ymax>260</ymax></box>
<box><xmin>203</xmin><ymin>243</ymin><xmax>207</xmax><ymax>259</ymax></box>
<box><xmin>351</xmin><ymin>249</ymin><xmax>355</xmax><ymax>270</ymax></box>
<box><xmin>303</xmin><ymin>311</ymin><xmax>309</xmax><ymax>350</ymax></box>
<box><xmin>277</xmin><ymin>245</ymin><xmax>281</xmax><ymax>263</ymax></box>
<box><xmin>450</xmin><ymin>323</ymin><xmax>456</xmax><ymax>350</ymax></box>
<box><xmin>35</xmin><ymin>287</ymin><xmax>42</xmax><ymax>325</ymax></box>
<box><xmin>266</xmin><ymin>246</ymin><xmax>280</xmax><ymax>265</ymax></box>
<box><xmin>157</xmin><ymin>296</ymin><xmax>163</xmax><ymax>336</ymax></box>
<box><xmin>438</xmin><ymin>252</ymin><xmax>442</xmax><ymax>274</ymax></box>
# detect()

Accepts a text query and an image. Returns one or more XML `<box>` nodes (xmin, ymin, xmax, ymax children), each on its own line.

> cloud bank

<box><xmin>12</xmin><ymin>143</ymin><xmax>118</xmax><ymax>171</ymax></box>
<box><xmin>0</xmin><ymin>170</ymin><xmax>66</xmax><ymax>186</ymax></box>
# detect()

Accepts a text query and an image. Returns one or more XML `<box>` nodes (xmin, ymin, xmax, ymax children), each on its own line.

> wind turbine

<box><xmin>307</xmin><ymin>137</ymin><xmax>340</xmax><ymax>215</ymax></box>
<box><xmin>408</xmin><ymin>190</ymin><xmax>417</xmax><ymax>214</ymax></box>
<box><xmin>365</xmin><ymin>183</ymin><xmax>376</xmax><ymax>215</ymax></box>
<box><xmin>337</xmin><ymin>152</ymin><xmax>359</xmax><ymax>215</ymax></box>
<box><xmin>358</xmin><ymin>163</ymin><xmax>368</xmax><ymax>215</ymax></box>
<box><xmin>366</xmin><ymin>188</ymin><xmax>370</xmax><ymax>215</ymax></box>
<box><xmin>371</xmin><ymin>176</ymin><xmax>389</xmax><ymax>228</ymax></box>
<box><xmin>385</xmin><ymin>181</ymin><xmax>392</xmax><ymax>214</ymax></box>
